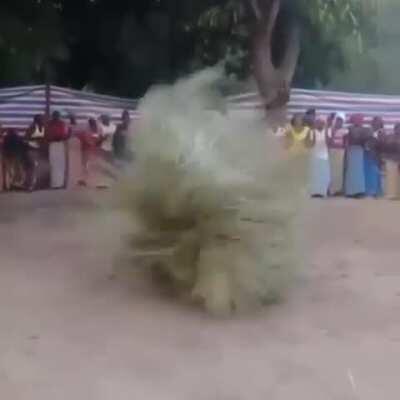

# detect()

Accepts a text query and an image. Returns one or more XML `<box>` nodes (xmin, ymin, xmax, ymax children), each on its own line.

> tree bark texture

<box><xmin>248</xmin><ymin>0</ymin><xmax>300</xmax><ymax>116</ymax></box>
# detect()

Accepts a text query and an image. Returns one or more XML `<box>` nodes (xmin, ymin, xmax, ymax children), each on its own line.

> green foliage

<box><xmin>193</xmin><ymin>0</ymin><xmax>376</xmax><ymax>88</ymax></box>
<box><xmin>328</xmin><ymin>0</ymin><xmax>400</xmax><ymax>94</ymax></box>
<box><xmin>0</xmin><ymin>0</ymin><xmax>378</xmax><ymax>95</ymax></box>
<box><xmin>0</xmin><ymin>0</ymin><xmax>68</xmax><ymax>85</ymax></box>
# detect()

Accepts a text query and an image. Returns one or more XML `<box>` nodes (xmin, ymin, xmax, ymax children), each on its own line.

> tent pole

<box><xmin>45</xmin><ymin>83</ymin><xmax>51</xmax><ymax>121</ymax></box>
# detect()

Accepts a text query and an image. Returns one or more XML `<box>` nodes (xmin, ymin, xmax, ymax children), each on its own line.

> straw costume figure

<box><xmin>117</xmin><ymin>69</ymin><xmax>308</xmax><ymax>316</ymax></box>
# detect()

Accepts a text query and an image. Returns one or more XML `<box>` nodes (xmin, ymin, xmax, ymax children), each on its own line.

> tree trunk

<box><xmin>249</xmin><ymin>0</ymin><xmax>300</xmax><ymax>123</ymax></box>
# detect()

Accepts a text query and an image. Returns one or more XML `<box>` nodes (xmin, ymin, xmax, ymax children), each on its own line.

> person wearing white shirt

<box><xmin>98</xmin><ymin>114</ymin><xmax>116</xmax><ymax>155</ymax></box>
<box><xmin>310</xmin><ymin>117</ymin><xmax>331</xmax><ymax>197</ymax></box>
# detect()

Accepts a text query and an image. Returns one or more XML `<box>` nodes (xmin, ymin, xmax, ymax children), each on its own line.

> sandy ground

<box><xmin>0</xmin><ymin>191</ymin><xmax>400</xmax><ymax>399</ymax></box>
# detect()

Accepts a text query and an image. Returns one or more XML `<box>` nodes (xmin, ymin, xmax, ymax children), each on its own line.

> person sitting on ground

<box><xmin>46</xmin><ymin>111</ymin><xmax>70</xmax><ymax>189</ymax></box>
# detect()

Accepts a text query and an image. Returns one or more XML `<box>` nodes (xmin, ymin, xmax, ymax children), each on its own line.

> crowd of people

<box><xmin>280</xmin><ymin>109</ymin><xmax>400</xmax><ymax>200</ymax></box>
<box><xmin>0</xmin><ymin>110</ymin><xmax>133</xmax><ymax>191</ymax></box>
<box><xmin>3</xmin><ymin>105</ymin><xmax>400</xmax><ymax>200</ymax></box>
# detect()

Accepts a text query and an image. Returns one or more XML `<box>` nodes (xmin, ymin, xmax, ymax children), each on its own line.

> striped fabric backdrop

<box><xmin>0</xmin><ymin>85</ymin><xmax>138</xmax><ymax>132</ymax></box>
<box><xmin>0</xmin><ymin>85</ymin><xmax>45</xmax><ymax>130</ymax></box>
<box><xmin>229</xmin><ymin>88</ymin><xmax>400</xmax><ymax>129</ymax></box>
<box><xmin>1</xmin><ymin>85</ymin><xmax>400</xmax><ymax>131</ymax></box>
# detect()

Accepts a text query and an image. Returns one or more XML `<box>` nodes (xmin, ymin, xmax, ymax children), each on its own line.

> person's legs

<box><xmin>364</xmin><ymin>152</ymin><xmax>382</xmax><ymax>197</ymax></box>
<box><xmin>79</xmin><ymin>147</ymin><xmax>90</xmax><ymax>186</ymax></box>
<box><xmin>49</xmin><ymin>142</ymin><xmax>66</xmax><ymax>189</ymax></box>
<box><xmin>24</xmin><ymin>152</ymin><xmax>36</xmax><ymax>191</ymax></box>
<box><xmin>385</xmin><ymin>160</ymin><xmax>399</xmax><ymax>200</ymax></box>
<box><xmin>345</xmin><ymin>146</ymin><xmax>365</xmax><ymax>198</ymax></box>
<box><xmin>310</xmin><ymin>156</ymin><xmax>330</xmax><ymax>198</ymax></box>
<box><xmin>329</xmin><ymin>149</ymin><xmax>344</xmax><ymax>195</ymax></box>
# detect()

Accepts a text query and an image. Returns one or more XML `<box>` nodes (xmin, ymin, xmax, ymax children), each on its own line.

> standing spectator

<box><xmin>371</xmin><ymin>116</ymin><xmax>385</xmax><ymax>139</ymax></box>
<box><xmin>364</xmin><ymin>118</ymin><xmax>383</xmax><ymax>197</ymax></box>
<box><xmin>26</xmin><ymin>114</ymin><xmax>45</xmax><ymax>148</ymax></box>
<box><xmin>78</xmin><ymin>117</ymin><xmax>103</xmax><ymax>186</ymax></box>
<box><xmin>344</xmin><ymin>114</ymin><xmax>366</xmax><ymax>198</ymax></box>
<box><xmin>46</xmin><ymin>111</ymin><xmax>70</xmax><ymax>189</ymax></box>
<box><xmin>327</xmin><ymin>112</ymin><xmax>347</xmax><ymax>196</ymax></box>
<box><xmin>98</xmin><ymin>114</ymin><xmax>116</xmax><ymax>159</ymax></box>
<box><xmin>65</xmin><ymin>113</ymin><xmax>84</xmax><ymax>189</ymax></box>
<box><xmin>303</xmin><ymin>108</ymin><xmax>316</xmax><ymax>129</ymax></box>
<box><xmin>284</xmin><ymin>113</ymin><xmax>312</xmax><ymax>153</ymax></box>
<box><xmin>310</xmin><ymin>117</ymin><xmax>330</xmax><ymax>197</ymax></box>
<box><xmin>67</xmin><ymin>113</ymin><xmax>81</xmax><ymax>137</ymax></box>
<box><xmin>113</xmin><ymin>110</ymin><xmax>132</xmax><ymax>162</ymax></box>
<box><xmin>2</xmin><ymin>129</ymin><xmax>33</xmax><ymax>190</ymax></box>
<box><xmin>25</xmin><ymin>114</ymin><xmax>46</xmax><ymax>190</ymax></box>
<box><xmin>382</xmin><ymin>124</ymin><xmax>400</xmax><ymax>200</ymax></box>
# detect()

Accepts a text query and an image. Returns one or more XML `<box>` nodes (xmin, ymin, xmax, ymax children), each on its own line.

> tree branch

<box><xmin>278</xmin><ymin>23</ymin><xmax>300</xmax><ymax>85</ymax></box>
<box><xmin>265</xmin><ymin>0</ymin><xmax>281</xmax><ymax>40</ymax></box>
<box><xmin>248</xmin><ymin>0</ymin><xmax>262</xmax><ymax>20</ymax></box>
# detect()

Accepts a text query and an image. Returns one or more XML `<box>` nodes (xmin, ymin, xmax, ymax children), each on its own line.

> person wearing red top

<box><xmin>78</xmin><ymin>118</ymin><xmax>103</xmax><ymax>186</ymax></box>
<box><xmin>46</xmin><ymin>111</ymin><xmax>70</xmax><ymax>189</ymax></box>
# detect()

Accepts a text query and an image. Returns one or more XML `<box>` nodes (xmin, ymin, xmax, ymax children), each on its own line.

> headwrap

<box><xmin>335</xmin><ymin>112</ymin><xmax>346</xmax><ymax>123</ymax></box>
<box><xmin>350</xmin><ymin>113</ymin><xmax>364</xmax><ymax>126</ymax></box>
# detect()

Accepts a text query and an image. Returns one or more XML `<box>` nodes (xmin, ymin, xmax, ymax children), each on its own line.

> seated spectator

<box><xmin>46</xmin><ymin>111</ymin><xmax>70</xmax><ymax>189</ymax></box>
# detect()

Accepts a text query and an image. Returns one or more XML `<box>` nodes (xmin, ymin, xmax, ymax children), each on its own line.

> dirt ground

<box><xmin>0</xmin><ymin>191</ymin><xmax>399</xmax><ymax>400</ymax></box>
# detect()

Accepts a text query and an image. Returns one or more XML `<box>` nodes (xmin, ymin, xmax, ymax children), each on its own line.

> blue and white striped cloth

<box><xmin>229</xmin><ymin>88</ymin><xmax>400</xmax><ymax>129</ymax></box>
<box><xmin>0</xmin><ymin>85</ymin><xmax>139</xmax><ymax>131</ymax></box>
<box><xmin>2</xmin><ymin>85</ymin><xmax>400</xmax><ymax>131</ymax></box>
